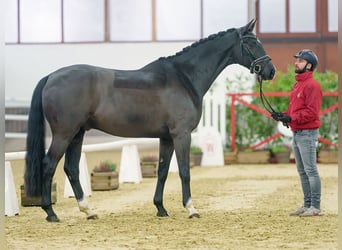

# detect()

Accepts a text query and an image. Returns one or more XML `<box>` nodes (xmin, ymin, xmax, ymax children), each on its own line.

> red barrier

<box><xmin>227</xmin><ymin>92</ymin><xmax>338</xmax><ymax>151</ymax></box>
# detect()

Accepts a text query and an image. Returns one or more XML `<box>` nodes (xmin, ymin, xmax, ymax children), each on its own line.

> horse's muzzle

<box><xmin>250</xmin><ymin>55</ymin><xmax>275</xmax><ymax>80</ymax></box>
<box><xmin>262</xmin><ymin>61</ymin><xmax>276</xmax><ymax>80</ymax></box>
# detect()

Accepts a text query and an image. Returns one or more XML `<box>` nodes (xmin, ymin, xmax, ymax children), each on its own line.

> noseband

<box><xmin>238</xmin><ymin>30</ymin><xmax>272</xmax><ymax>75</ymax></box>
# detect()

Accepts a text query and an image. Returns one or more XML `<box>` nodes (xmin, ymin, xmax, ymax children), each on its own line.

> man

<box><xmin>272</xmin><ymin>49</ymin><xmax>322</xmax><ymax>216</ymax></box>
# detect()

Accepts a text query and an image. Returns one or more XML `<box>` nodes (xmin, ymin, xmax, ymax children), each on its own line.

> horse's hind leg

<box><xmin>41</xmin><ymin>136</ymin><xmax>71</xmax><ymax>222</ymax></box>
<box><xmin>64</xmin><ymin>128</ymin><xmax>98</xmax><ymax>220</ymax></box>
<box><xmin>153</xmin><ymin>138</ymin><xmax>174</xmax><ymax>217</ymax></box>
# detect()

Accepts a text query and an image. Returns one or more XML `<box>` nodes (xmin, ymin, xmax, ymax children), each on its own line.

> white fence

<box><xmin>5</xmin><ymin>101</ymin><xmax>29</xmax><ymax>139</ymax></box>
<box><xmin>5</xmin><ymin>138</ymin><xmax>159</xmax><ymax>161</ymax></box>
<box><xmin>197</xmin><ymin>84</ymin><xmax>227</xmax><ymax>145</ymax></box>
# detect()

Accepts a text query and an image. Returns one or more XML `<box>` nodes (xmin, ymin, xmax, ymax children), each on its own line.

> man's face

<box><xmin>294</xmin><ymin>57</ymin><xmax>310</xmax><ymax>74</ymax></box>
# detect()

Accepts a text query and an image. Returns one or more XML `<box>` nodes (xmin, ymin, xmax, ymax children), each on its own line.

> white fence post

<box><xmin>5</xmin><ymin>161</ymin><xmax>20</xmax><ymax>216</ymax></box>
<box><xmin>169</xmin><ymin>152</ymin><xmax>178</xmax><ymax>172</ymax></box>
<box><xmin>119</xmin><ymin>145</ymin><xmax>142</xmax><ymax>183</ymax></box>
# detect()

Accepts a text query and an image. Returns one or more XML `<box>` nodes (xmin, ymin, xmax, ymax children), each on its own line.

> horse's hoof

<box><xmin>189</xmin><ymin>213</ymin><xmax>200</xmax><ymax>219</ymax></box>
<box><xmin>46</xmin><ymin>215</ymin><xmax>60</xmax><ymax>222</ymax></box>
<box><xmin>87</xmin><ymin>214</ymin><xmax>99</xmax><ymax>220</ymax></box>
<box><xmin>157</xmin><ymin>211</ymin><xmax>169</xmax><ymax>217</ymax></box>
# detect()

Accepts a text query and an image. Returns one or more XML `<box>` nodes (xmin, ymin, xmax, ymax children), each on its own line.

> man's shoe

<box><xmin>289</xmin><ymin>206</ymin><xmax>309</xmax><ymax>216</ymax></box>
<box><xmin>299</xmin><ymin>206</ymin><xmax>321</xmax><ymax>217</ymax></box>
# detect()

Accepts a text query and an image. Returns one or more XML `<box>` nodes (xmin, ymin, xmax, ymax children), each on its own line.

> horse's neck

<box><xmin>171</xmin><ymin>32</ymin><xmax>237</xmax><ymax>97</ymax></box>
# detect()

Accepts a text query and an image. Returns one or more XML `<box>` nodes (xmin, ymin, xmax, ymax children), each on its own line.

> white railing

<box><xmin>5</xmin><ymin>102</ymin><xmax>29</xmax><ymax>139</ymax></box>
<box><xmin>5</xmin><ymin>138</ymin><xmax>160</xmax><ymax>161</ymax></box>
<box><xmin>5</xmin><ymin>114</ymin><xmax>29</xmax><ymax>121</ymax></box>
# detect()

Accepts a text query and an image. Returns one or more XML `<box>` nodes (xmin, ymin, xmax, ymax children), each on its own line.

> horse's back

<box><xmin>44</xmin><ymin>64</ymin><xmax>113</xmax><ymax>97</ymax></box>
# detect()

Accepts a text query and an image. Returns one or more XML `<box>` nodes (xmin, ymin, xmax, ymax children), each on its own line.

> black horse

<box><xmin>25</xmin><ymin>19</ymin><xmax>275</xmax><ymax>222</ymax></box>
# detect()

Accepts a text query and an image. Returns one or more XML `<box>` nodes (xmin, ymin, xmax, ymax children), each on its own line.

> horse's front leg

<box><xmin>174</xmin><ymin>133</ymin><xmax>200</xmax><ymax>218</ymax></box>
<box><xmin>153</xmin><ymin>138</ymin><xmax>174</xmax><ymax>217</ymax></box>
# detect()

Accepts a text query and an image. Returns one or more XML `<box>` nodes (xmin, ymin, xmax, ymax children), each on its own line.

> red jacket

<box><xmin>284</xmin><ymin>71</ymin><xmax>322</xmax><ymax>131</ymax></box>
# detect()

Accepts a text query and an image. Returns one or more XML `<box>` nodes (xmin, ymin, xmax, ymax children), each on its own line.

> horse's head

<box><xmin>236</xmin><ymin>19</ymin><xmax>275</xmax><ymax>80</ymax></box>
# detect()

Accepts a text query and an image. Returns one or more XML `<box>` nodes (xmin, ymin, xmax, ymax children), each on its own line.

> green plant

<box><xmin>225</xmin><ymin>66</ymin><xmax>337</xmax><ymax>151</ymax></box>
<box><xmin>271</xmin><ymin>145</ymin><xmax>290</xmax><ymax>154</ymax></box>
<box><xmin>93</xmin><ymin>160</ymin><xmax>117</xmax><ymax>172</ymax></box>
<box><xmin>267</xmin><ymin>137</ymin><xmax>291</xmax><ymax>153</ymax></box>
<box><xmin>190</xmin><ymin>145</ymin><xmax>202</xmax><ymax>154</ymax></box>
<box><xmin>225</xmin><ymin>72</ymin><xmax>274</xmax><ymax>150</ymax></box>
<box><xmin>314</xmin><ymin>70</ymin><xmax>338</xmax><ymax>151</ymax></box>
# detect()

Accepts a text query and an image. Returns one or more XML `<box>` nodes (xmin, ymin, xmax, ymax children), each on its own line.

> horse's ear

<box><xmin>241</xmin><ymin>19</ymin><xmax>257</xmax><ymax>34</ymax></box>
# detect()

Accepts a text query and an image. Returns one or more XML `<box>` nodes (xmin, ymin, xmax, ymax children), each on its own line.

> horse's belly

<box><xmin>90</xmin><ymin>117</ymin><xmax>168</xmax><ymax>138</ymax></box>
<box><xmin>96</xmin><ymin>126</ymin><xmax>166</xmax><ymax>138</ymax></box>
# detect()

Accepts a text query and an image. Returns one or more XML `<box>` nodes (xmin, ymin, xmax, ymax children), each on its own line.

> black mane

<box><xmin>159</xmin><ymin>28</ymin><xmax>236</xmax><ymax>60</ymax></box>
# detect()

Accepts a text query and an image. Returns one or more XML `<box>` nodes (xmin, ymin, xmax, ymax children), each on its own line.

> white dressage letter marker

<box><xmin>197</xmin><ymin>127</ymin><xmax>224</xmax><ymax>166</ymax></box>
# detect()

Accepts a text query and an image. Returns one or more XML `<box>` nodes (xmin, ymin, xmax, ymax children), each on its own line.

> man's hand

<box><xmin>278</xmin><ymin>114</ymin><xmax>291</xmax><ymax>128</ymax></box>
<box><xmin>279</xmin><ymin>114</ymin><xmax>291</xmax><ymax>124</ymax></box>
<box><xmin>271</xmin><ymin>112</ymin><xmax>291</xmax><ymax>127</ymax></box>
<box><xmin>271</xmin><ymin>112</ymin><xmax>283</xmax><ymax>121</ymax></box>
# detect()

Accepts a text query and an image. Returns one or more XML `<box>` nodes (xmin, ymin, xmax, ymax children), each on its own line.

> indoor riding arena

<box><xmin>5</xmin><ymin>1</ymin><xmax>338</xmax><ymax>249</ymax></box>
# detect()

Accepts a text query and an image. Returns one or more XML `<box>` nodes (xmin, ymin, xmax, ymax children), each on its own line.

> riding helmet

<box><xmin>294</xmin><ymin>49</ymin><xmax>318</xmax><ymax>71</ymax></box>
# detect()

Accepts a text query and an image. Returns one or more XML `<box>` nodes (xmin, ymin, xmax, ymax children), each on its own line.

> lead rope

<box><xmin>258</xmin><ymin>76</ymin><xmax>290</xmax><ymax>128</ymax></box>
<box><xmin>257</xmin><ymin>75</ymin><xmax>276</xmax><ymax>114</ymax></box>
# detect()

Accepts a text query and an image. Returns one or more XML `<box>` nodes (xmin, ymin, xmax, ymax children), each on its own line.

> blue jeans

<box><xmin>292</xmin><ymin>129</ymin><xmax>321</xmax><ymax>209</ymax></box>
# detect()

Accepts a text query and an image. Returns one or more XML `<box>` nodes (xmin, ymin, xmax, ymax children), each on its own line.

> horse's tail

<box><xmin>24</xmin><ymin>75</ymin><xmax>49</xmax><ymax>197</ymax></box>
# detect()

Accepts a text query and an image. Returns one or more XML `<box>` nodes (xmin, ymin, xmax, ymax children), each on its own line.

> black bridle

<box><xmin>238</xmin><ymin>30</ymin><xmax>276</xmax><ymax>114</ymax></box>
<box><xmin>238</xmin><ymin>30</ymin><xmax>272</xmax><ymax>76</ymax></box>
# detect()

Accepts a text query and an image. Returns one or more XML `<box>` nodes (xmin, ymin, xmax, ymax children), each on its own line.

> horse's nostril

<box><xmin>270</xmin><ymin>68</ymin><xmax>275</xmax><ymax>78</ymax></box>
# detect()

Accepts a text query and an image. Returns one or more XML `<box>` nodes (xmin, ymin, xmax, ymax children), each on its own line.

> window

<box><xmin>20</xmin><ymin>0</ymin><xmax>61</xmax><ymax>43</ymax></box>
<box><xmin>5</xmin><ymin>0</ymin><xmax>337</xmax><ymax>44</ymax></box>
<box><xmin>5</xmin><ymin>0</ymin><xmax>18</xmax><ymax>43</ymax></box>
<box><xmin>289</xmin><ymin>0</ymin><xmax>315</xmax><ymax>32</ymax></box>
<box><xmin>109</xmin><ymin>0</ymin><xmax>152</xmax><ymax>41</ymax></box>
<box><xmin>64</xmin><ymin>0</ymin><xmax>105</xmax><ymax>42</ymax></box>
<box><xmin>328</xmin><ymin>0</ymin><xmax>337</xmax><ymax>32</ymax></box>
<box><xmin>259</xmin><ymin>0</ymin><xmax>286</xmax><ymax>33</ymax></box>
<box><xmin>156</xmin><ymin>0</ymin><xmax>201</xmax><ymax>41</ymax></box>
<box><xmin>257</xmin><ymin>0</ymin><xmax>337</xmax><ymax>37</ymax></box>
<box><xmin>203</xmin><ymin>0</ymin><xmax>248</xmax><ymax>37</ymax></box>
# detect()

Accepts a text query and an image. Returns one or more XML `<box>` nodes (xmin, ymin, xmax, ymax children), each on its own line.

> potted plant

<box><xmin>318</xmin><ymin>145</ymin><xmax>338</xmax><ymax>164</ymax></box>
<box><xmin>91</xmin><ymin>160</ymin><xmax>119</xmax><ymax>191</ymax></box>
<box><xmin>236</xmin><ymin>147</ymin><xmax>270</xmax><ymax>164</ymax></box>
<box><xmin>223</xmin><ymin>146</ymin><xmax>237</xmax><ymax>165</ymax></box>
<box><xmin>21</xmin><ymin>181</ymin><xmax>57</xmax><ymax>207</ymax></box>
<box><xmin>190</xmin><ymin>145</ymin><xmax>203</xmax><ymax>167</ymax></box>
<box><xmin>140</xmin><ymin>155</ymin><xmax>159</xmax><ymax>177</ymax></box>
<box><xmin>271</xmin><ymin>145</ymin><xmax>291</xmax><ymax>163</ymax></box>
